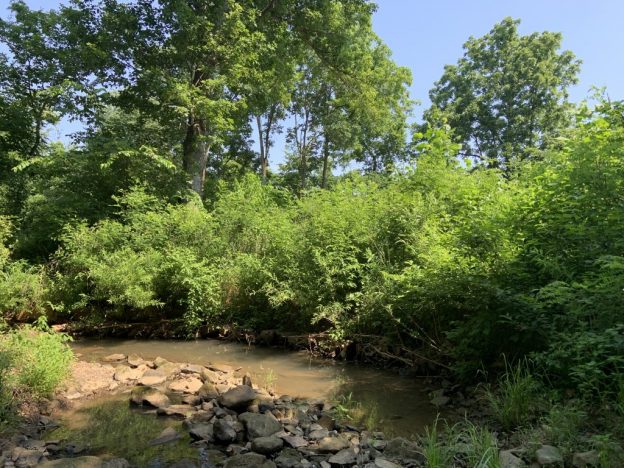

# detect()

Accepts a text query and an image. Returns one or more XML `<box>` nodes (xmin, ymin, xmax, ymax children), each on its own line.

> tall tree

<box><xmin>425</xmin><ymin>18</ymin><xmax>580</xmax><ymax>171</ymax></box>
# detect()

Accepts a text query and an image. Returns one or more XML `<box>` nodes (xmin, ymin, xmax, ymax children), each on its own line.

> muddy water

<box><xmin>71</xmin><ymin>338</ymin><xmax>437</xmax><ymax>437</ymax></box>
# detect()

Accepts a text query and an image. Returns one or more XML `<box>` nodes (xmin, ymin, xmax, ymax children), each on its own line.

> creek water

<box><xmin>71</xmin><ymin>338</ymin><xmax>437</xmax><ymax>437</ymax></box>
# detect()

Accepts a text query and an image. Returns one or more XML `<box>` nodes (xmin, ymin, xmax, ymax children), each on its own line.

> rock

<box><xmin>274</xmin><ymin>448</ymin><xmax>302</xmax><ymax>468</ymax></box>
<box><xmin>66</xmin><ymin>392</ymin><xmax>83</xmax><ymax>400</ymax></box>
<box><xmin>182</xmin><ymin>394</ymin><xmax>202</xmax><ymax>406</ymax></box>
<box><xmin>318</xmin><ymin>436</ymin><xmax>350</xmax><ymax>453</ymax></box>
<box><xmin>189</xmin><ymin>423</ymin><xmax>214</xmax><ymax>442</ymax></box>
<box><xmin>328</xmin><ymin>448</ymin><xmax>357</xmax><ymax>466</ymax></box>
<box><xmin>102</xmin><ymin>459</ymin><xmax>131</xmax><ymax>468</ymax></box>
<box><xmin>113</xmin><ymin>365</ymin><xmax>144</xmax><ymax>382</ymax></box>
<box><xmin>572</xmin><ymin>450</ymin><xmax>600</xmax><ymax>467</ymax></box>
<box><xmin>242</xmin><ymin>372</ymin><xmax>253</xmax><ymax>387</ymax></box>
<box><xmin>198</xmin><ymin>382</ymin><xmax>220</xmax><ymax>401</ymax></box>
<box><xmin>239</xmin><ymin>412</ymin><xmax>282</xmax><ymax>439</ymax></box>
<box><xmin>153</xmin><ymin>356</ymin><xmax>170</xmax><ymax>367</ymax></box>
<box><xmin>156</xmin><ymin>404</ymin><xmax>197</xmax><ymax>418</ymax></box>
<box><xmin>317</xmin><ymin>414</ymin><xmax>335</xmax><ymax>431</ymax></box>
<box><xmin>214</xmin><ymin>419</ymin><xmax>238</xmax><ymax>443</ymax></box>
<box><xmin>11</xmin><ymin>447</ymin><xmax>43</xmax><ymax>467</ymax></box>
<box><xmin>224</xmin><ymin>452</ymin><xmax>276</xmax><ymax>468</ymax></box>
<box><xmin>39</xmin><ymin>456</ymin><xmax>104</xmax><ymax>467</ymax></box>
<box><xmin>384</xmin><ymin>437</ymin><xmax>426</xmax><ymax>464</ymax></box>
<box><xmin>220</xmin><ymin>385</ymin><xmax>256</xmax><ymax>410</ymax></box>
<box><xmin>209</xmin><ymin>363</ymin><xmax>235</xmax><ymax>374</ymax></box>
<box><xmin>168</xmin><ymin>376</ymin><xmax>203</xmax><ymax>394</ymax></box>
<box><xmin>430</xmin><ymin>395</ymin><xmax>450</xmax><ymax>407</ymax></box>
<box><xmin>308</xmin><ymin>428</ymin><xmax>329</xmax><ymax>440</ymax></box>
<box><xmin>500</xmin><ymin>450</ymin><xmax>526</xmax><ymax>467</ymax></box>
<box><xmin>181</xmin><ymin>363</ymin><xmax>205</xmax><ymax>375</ymax></box>
<box><xmin>102</xmin><ymin>353</ymin><xmax>126</xmax><ymax>362</ymax></box>
<box><xmin>148</xmin><ymin>427</ymin><xmax>181</xmax><ymax>446</ymax></box>
<box><xmin>252</xmin><ymin>436</ymin><xmax>284</xmax><ymax>455</ymax></box>
<box><xmin>127</xmin><ymin>354</ymin><xmax>144</xmax><ymax>367</ymax></box>
<box><xmin>201</xmin><ymin>368</ymin><xmax>220</xmax><ymax>383</ymax></box>
<box><xmin>139</xmin><ymin>369</ymin><xmax>167</xmax><ymax>386</ymax></box>
<box><xmin>536</xmin><ymin>446</ymin><xmax>563</xmax><ymax>466</ymax></box>
<box><xmin>281</xmin><ymin>435</ymin><xmax>308</xmax><ymax>448</ymax></box>
<box><xmin>169</xmin><ymin>460</ymin><xmax>198</xmax><ymax>468</ymax></box>
<box><xmin>130</xmin><ymin>386</ymin><xmax>170</xmax><ymax>408</ymax></box>
<box><xmin>372</xmin><ymin>460</ymin><xmax>402</xmax><ymax>468</ymax></box>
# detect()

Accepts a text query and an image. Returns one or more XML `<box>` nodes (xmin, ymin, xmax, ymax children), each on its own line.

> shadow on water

<box><xmin>47</xmin><ymin>398</ymin><xmax>199</xmax><ymax>466</ymax></box>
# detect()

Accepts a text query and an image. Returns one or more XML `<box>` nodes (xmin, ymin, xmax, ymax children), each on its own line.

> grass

<box><xmin>420</xmin><ymin>417</ymin><xmax>452</xmax><ymax>468</ymax></box>
<box><xmin>486</xmin><ymin>359</ymin><xmax>540</xmax><ymax>431</ymax></box>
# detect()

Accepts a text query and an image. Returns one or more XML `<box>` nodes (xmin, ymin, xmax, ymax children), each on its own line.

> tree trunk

<box><xmin>256</xmin><ymin>115</ymin><xmax>267</xmax><ymax>182</ymax></box>
<box><xmin>321</xmin><ymin>136</ymin><xmax>330</xmax><ymax>189</ymax></box>
<box><xmin>183</xmin><ymin>114</ymin><xmax>210</xmax><ymax>198</ymax></box>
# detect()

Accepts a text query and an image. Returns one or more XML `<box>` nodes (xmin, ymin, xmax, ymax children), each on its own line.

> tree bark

<box><xmin>183</xmin><ymin>114</ymin><xmax>210</xmax><ymax>198</ymax></box>
<box><xmin>256</xmin><ymin>115</ymin><xmax>267</xmax><ymax>181</ymax></box>
<box><xmin>321</xmin><ymin>135</ymin><xmax>330</xmax><ymax>189</ymax></box>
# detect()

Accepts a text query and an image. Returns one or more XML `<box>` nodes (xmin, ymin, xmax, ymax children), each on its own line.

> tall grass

<box><xmin>486</xmin><ymin>359</ymin><xmax>540</xmax><ymax>430</ymax></box>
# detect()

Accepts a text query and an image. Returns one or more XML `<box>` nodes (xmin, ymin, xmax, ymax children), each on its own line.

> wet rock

<box><xmin>572</xmin><ymin>450</ymin><xmax>599</xmax><ymax>467</ymax></box>
<box><xmin>214</xmin><ymin>419</ymin><xmax>238</xmax><ymax>443</ymax></box>
<box><xmin>220</xmin><ymin>385</ymin><xmax>256</xmax><ymax>410</ymax></box>
<box><xmin>252</xmin><ymin>436</ymin><xmax>285</xmax><ymax>455</ymax></box>
<box><xmin>39</xmin><ymin>456</ymin><xmax>104</xmax><ymax>467</ymax></box>
<box><xmin>168</xmin><ymin>376</ymin><xmax>203</xmax><ymax>394</ymax></box>
<box><xmin>239</xmin><ymin>412</ymin><xmax>282</xmax><ymax>439</ymax></box>
<box><xmin>156</xmin><ymin>404</ymin><xmax>197</xmax><ymax>418</ymax></box>
<box><xmin>139</xmin><ymin>369</ymin><xmax>167</xmax><ymax>386</ymax></box>
<box><xmin>536</xmin><ymin>446</ymin><xmax>563</xmax><ymax>466</ymax></box>
<box><xmin>130</xmin><ymin>386</ymin><xmax>170</xmax><ymax>408</ymax></box>
<box><xmin>328</xmin><ymin>448</ymin><xmax>357</xmax><ymax>466</ymax></box>
<box><xmin>500</xmin><ymin>450</ymin><xmax>526</xmax><ymax>467</ymax></box>
<box><xmin>383</xmin><ymin>437</ymin><xmax>425</xmax><ymax>464</ymax></box>
<box><xmin>114</xmin><ymin>365</ymin><xmax>144</xmax><ymax>382</ymax></box>
<box><xmin>224</xmin><ymin>452</ymin><xmax>276</xmax><ymax>468</ymax></box>
<box><xmin>103</xmin><ymin>354</ymin><xmax>126</xmax><ymax>362</ymax></box>
<box><xmin>189</xmin><ymin>423</ymin><xmax>214</xmax><ymax>442</ymax></box>
<box><xmin>148</xmin><ymin>427</ymin><xmax>181</xmax><ymax>446</ymax></box>
<box><xmin>317</xmin><ymin>436</ymin><xmax>350</xmax><ymax>453</ymax></box>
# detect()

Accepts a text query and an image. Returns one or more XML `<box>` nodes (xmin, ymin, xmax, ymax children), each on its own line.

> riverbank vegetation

<box><xmin>1</xmin><ymin>0</ymin><xmax>623</xmax><ymax>462</ymax></box>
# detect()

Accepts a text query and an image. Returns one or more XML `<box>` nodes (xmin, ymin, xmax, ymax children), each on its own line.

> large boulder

<box><xmin>113</xmin><ymin>365</ymin><xmax>144</xmax><ymax>382</ymax></box>
<box><xmin>219</xmin><ymin>385</ymin><xmax>256</xmax><ymax>410</ymax></box>
<box><xmin>239</xmin><ymin>412</ymin><xmax>282</xmax><ymax>439</ymax></box>
<box><xmin>198</xmin><ymin>382</ymin><xmax>220</xmax><ymax>401</ymax></box>
<box><xmin>189</xmin><ymin>423</ymin><xmax>214</xmax><ymax>442</ymax></box>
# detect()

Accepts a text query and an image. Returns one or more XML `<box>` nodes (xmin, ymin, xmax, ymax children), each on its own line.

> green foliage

<box><xmin>486</xmin><ymin>361</ymin><xmax>541</xmax><ymax>431</ymax></box>
<box><xmin>426</xmin><ymin>17</ymin><xmax>580</xmax><ymax>171</ymax></box>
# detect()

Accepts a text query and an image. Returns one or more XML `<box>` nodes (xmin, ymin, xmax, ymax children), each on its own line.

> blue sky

<box><xmin>3</xmin><ymin>0</ymin><xmax>624</xmax><ymax>163</ymax></box>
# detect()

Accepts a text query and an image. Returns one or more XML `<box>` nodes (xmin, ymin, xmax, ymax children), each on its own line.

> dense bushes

<box><xmin>0</xmin><ymin>102</ymin><xmax>622</xmax><ymax>405</ymax></box>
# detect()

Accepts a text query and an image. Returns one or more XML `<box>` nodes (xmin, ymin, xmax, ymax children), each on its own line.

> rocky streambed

<box><xmin>1</xmin><ymin>353</ymin><xmax>428</xmax><ymax>467</ymax></box>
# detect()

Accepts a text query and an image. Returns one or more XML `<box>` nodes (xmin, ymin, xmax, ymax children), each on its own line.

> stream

<box><xmin>71</xmin><ymin>338</ymin><xmax>437</xmax><ymax>437</ymax></box>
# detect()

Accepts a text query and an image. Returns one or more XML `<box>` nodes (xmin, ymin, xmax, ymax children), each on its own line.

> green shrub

<box><xmin>0</xmin><ymin>319</ymin><xmax>73</xmax><ymax>399</ymax></box>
